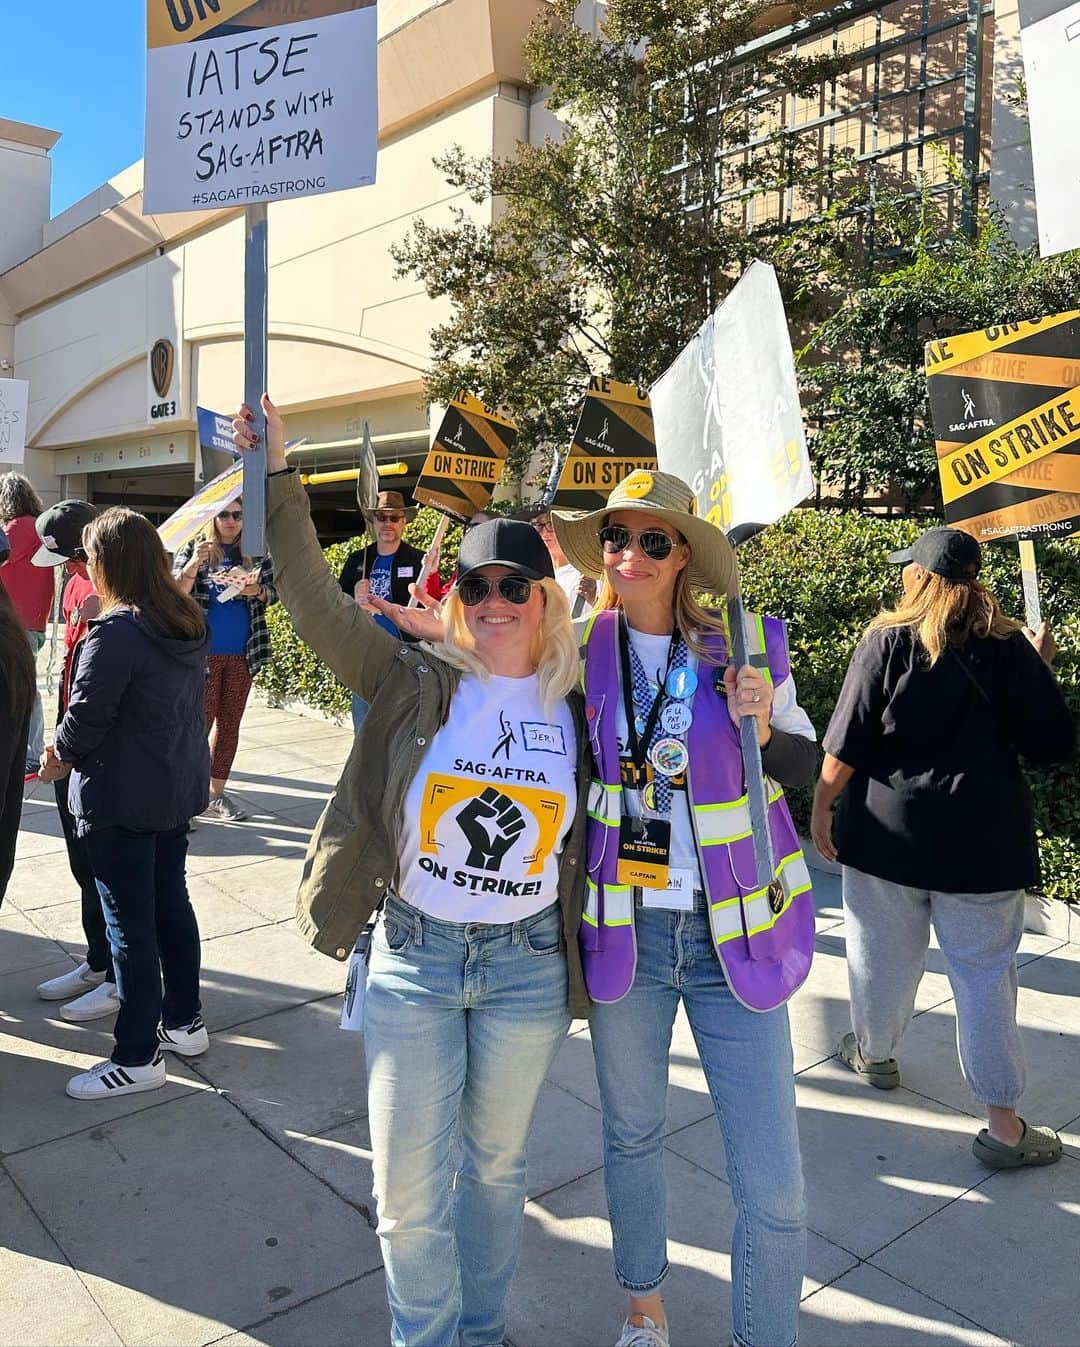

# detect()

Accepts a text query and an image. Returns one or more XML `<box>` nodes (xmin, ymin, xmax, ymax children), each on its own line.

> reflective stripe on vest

<box><xmin>694</xmin><ymin>784</ymin><xmax>783</xmax><ymax>846</ymax></box>
<box><xmin>709</xmin><ymin>849</ymin><xmax>812</xmax><ymax>944</ymax></box>
<box><xmin>588</xmin><ymin>778</ymin><xmax>620</xmax><ymax>828</ymax></box>
<box><xmin>583</xmin><ymin>877</ymin><xmax>632</xmax><ymax>928</ymax></box>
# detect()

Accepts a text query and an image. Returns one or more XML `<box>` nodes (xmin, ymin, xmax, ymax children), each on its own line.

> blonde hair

<box><xmin>595</xmin><ymin>568</ymin><xmax>730</xmax><ymax>664</ymax></box>
<box><xmin>197</xmin><ymin>497</ymin><xmax>251</xmax><ymax>569</ymax></box>
<box><xmin>869</xmin><ymin>566</ymin><xmax>1018</xmax><ymax>665</ymax></box>
<box><xmin>424</xmin><ymin>579</ymin><xmax>579</xmax><ymax>714</ymax></box>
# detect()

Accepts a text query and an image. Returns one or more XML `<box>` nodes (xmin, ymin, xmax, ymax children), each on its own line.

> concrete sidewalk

<box><xmin>3</xmin><ymin>701</ymin><xmax>1079</xmax><ymax>1347</ymax></box>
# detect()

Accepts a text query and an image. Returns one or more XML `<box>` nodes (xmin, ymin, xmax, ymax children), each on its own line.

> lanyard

<box><xmin>617</xmin><ymin>613</ymin><xmax>680</xmax><ymax>769</ymax></box>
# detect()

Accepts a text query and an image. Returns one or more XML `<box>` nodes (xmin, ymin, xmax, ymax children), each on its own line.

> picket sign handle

<box><xmin>410</xmin><ymin>513</ymin><xmax>450</xmax><ymax>607</ymax></box>
<box><xmin>242</xmin><ymin>203</ymin><xmax>269</xmax><ymax>558</ymax></box>
<box><xmin>1017</xmin><ymin>538</ymin><xmax>1041</xmax><ymax>630</ymax></box>
<box><xmin>727</xmin><ymin>591</ymin><xmax>776</xmax><ymax>891</ymax></box>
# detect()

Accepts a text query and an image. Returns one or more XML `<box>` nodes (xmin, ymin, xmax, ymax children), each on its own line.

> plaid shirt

<box><xmin>172</xmin><ymin>541</ymin><xmax>278</xmax><ymax>676</ymax></box>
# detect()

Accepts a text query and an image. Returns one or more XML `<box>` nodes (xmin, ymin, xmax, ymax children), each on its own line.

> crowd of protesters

<box><xmin>2</xmin><ymin>414</ymin><xmax>1075</xmax><ymax>1347</ymax></box>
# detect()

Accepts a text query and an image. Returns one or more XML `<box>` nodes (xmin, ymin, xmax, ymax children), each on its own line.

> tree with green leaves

<box><xmin>794</xmin><ymin>189</ymin><xmax>1080</xmax><ymax>511</ymax></box>
<box><xmin>392</xmin><ymin>0</ymin><xmax>839</xmax><ymax>479</ymax></box>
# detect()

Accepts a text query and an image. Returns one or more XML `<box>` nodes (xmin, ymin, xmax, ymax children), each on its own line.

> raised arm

<box><xmin>234</xmin><ymin>396</ymin><xmax>400</xmax><ymax>703</ymax></box>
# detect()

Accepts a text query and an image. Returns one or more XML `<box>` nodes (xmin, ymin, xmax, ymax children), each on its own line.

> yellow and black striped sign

<box><xmin>925</xmin><ymin>312</ymin><xmax>1080</xmax><ymax>543</ymax></box>
<box><xmin>553</xmin><ymin>376</ymin><xmax>657</xmax><ymax>512</ymax></box>
<box><xmin>147</xmin><ymin>0</ymin><xmax>370</xmax><ymax>49</ymax></box>
<box><xmin>413</xmin><ymin>394</ymin><xmax>516</xmax><ymax>522</ymax></box>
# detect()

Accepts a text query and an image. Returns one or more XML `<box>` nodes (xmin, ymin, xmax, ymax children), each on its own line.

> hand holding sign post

<box><xmin>651</xmin><ymin>262</ymin><xmax>812</xmax><ymax>891</ymax></box>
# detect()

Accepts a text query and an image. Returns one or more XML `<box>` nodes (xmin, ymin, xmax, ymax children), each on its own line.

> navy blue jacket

<box><xmin>55</xmin><ymin>609</ymin><xmax>210</xmax><ymax>836</ymax></box>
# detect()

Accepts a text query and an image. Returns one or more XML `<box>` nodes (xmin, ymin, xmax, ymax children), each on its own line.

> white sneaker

<box><xmin>37</xmin><ymin>961</ymin><xmax>106</xmax><ymax>1002</ymax></box>
<box><xmin>615</xmin><ymin>1315</ymin><xmax>670</xmax><ymax>1347</ymax></box>
<box><xmin>66</xmin><ymin>1052</ymin><xmax>167</xmax><ymax>1100</ymax></box>
<box><xmin>157</xmin><ymin>1014</ymin><xmax>209</xmax><ymax>1056</ymax></box>
<box><xmin>59</xmin><ymin>980</ymin><xmax>119</xmax><ymax>1022</ymax></box>
<box><xmin>201</xmin><ymin>793</ymin><xmax>247</xmax><ymax>822</ymax></box>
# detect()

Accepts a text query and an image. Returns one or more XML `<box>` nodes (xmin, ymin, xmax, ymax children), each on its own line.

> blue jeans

<box><xmin>589</xmin><ymin>899</ymin><xmax>807</xmax><ymax>1347</ymax></box>
<box><xmin>25</xmin><ymin>630</ymin><xmax>45</xmax><ymax>770</ymax></box>
<box><xmin>364</xmin><ymin>894</ymin><xmax>570</xmax><ymax>1347</ymax></box>
<box><xmin>350</xmin><ymin>694</ymin><xmax>369</xmax><ymax>733</ymax></box>
<box><xmin>86</xmin><ymin>825</ymin><xmax>201</xmax><ymax>1067</ymax></box>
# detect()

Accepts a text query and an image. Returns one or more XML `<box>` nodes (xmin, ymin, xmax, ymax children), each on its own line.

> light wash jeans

<box><xmin>589</xmin><ymin>897</ymin><xmax>807</xmax><ymax>1347</ymax></box>
<box><xmin>25</xmin><ymin>630</ymin><xmax>45</xmax><ymax>770</ymax></box>
<box><xmin>364</xmin><ymin>894</ymin><xmax>570</xmax><ymax>1347</ymax></box>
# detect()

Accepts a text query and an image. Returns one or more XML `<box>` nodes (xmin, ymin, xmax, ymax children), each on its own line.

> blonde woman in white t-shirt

<box><xmin>234</xmin><ymin>395</ymin><xmax>591</xmax><ymax>1347</ymax></box>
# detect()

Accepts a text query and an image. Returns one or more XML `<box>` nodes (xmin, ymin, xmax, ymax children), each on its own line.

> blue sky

<box><xmin>7</xmin><ymin>9</ymin><xmax>146</xmax><ymax>215</ymax></box>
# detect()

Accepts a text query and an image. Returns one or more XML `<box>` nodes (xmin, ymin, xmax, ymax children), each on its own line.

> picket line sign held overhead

<box><xmin>144</xmin><ymin>0</ymin><xmax>378</xmax><ymax>216</ymax></box>
<box><xmin>650</xmin><ymin>261</ymin><xmax>812</xmax><ymax>531</ymax></box>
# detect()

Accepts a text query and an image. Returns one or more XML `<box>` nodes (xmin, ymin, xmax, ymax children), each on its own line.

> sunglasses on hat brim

<box><xmin>599</xmin><ymin>524</ymin><xmax>680</xmax><ymax>560</ymax></box>
<box><xmin>458</xmin><ymin>575</ymin><xmax>538</xmax><ymax>606</ymax></box>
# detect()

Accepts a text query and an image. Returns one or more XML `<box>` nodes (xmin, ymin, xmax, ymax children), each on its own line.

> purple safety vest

<box><xmin>581</xmin><ymin>609</ymin><xmax>815</xmax><ymax>1012</ymax></box>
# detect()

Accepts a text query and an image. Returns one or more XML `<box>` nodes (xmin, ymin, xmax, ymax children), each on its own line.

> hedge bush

<box><xmin>257</xmin><ymin>508</ymin><xmax>1079</xmax><ymax>900</ymax></box>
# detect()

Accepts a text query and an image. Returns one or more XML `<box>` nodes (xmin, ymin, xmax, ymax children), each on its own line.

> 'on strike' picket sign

<box><xmin>144</xmin><ymin>0</ymin><xmax>378</xmax><ymax>216</ymax></box>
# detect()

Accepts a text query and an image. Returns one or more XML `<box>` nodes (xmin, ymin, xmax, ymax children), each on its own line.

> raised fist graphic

<box><xmin>456</xmin><ymin>787</ymin><xmax>527</xmax><ymax>871</ymax></box>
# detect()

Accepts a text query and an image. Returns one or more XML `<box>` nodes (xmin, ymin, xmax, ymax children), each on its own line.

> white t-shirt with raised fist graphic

<box><xmin>397</xmin><ymin>672</ymin><xmax>578</xmax><ymax>923</ymax></box>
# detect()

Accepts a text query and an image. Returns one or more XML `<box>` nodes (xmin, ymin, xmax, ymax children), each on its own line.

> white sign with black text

<box><xmin>0</xmin><ymin>378</ymin><xmax>30</xmax><ymax>465</ymax></box>
<box><xmin>143</xmin><ymin>0</ymin><xmax>378</xmax><ymax>217</ymax></box>
<box><xmin>1021</xmin><ymin>0</ymin><xmax>1080</xmax><ymax>259</ymax></box>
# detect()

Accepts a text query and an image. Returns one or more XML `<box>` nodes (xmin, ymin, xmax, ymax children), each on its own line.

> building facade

<box><xmin>0</xmin><ymin>0</ymin><xmax>1041</xmax><ymax>534</ymax></box>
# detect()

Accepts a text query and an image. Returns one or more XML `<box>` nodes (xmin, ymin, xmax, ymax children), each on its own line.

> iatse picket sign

<box><xmin>143</xmin><ymin>0</ymin><xmax>378</xmax><ymax>215</ymax></box>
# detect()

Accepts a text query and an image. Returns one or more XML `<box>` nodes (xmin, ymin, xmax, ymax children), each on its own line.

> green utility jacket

<box><xmin>267</xmin><ymin>470</ymin><xmax>592</xmax><ymax>1019</ymax></box>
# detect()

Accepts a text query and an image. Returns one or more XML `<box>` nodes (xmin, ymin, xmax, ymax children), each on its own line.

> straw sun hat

<box><xmin>552</xmin><ymin>469</ymin><xmax>738</xmax><ymax>596</ymax></box>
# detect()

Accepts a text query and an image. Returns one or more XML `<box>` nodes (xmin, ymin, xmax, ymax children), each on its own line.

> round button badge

<box><xmin>665</xmin><ymin>666</ymin><xmax>698</xmax><ymax>700</ymax></box>
<box><xmin>660</xmin><ymin>702</ymin><xmax>693</xmax><ymax>736</ymax></box>
<box><xmin>649</xmin><ymin>737</ymin><xmax>690</xmax><ymax>777</ymax></box>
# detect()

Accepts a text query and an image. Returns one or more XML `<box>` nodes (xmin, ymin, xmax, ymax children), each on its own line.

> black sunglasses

<box><xmin>373</xmin><ymin>511</ymin><xmax>405</xmax><ymax>523</ymax></box>
<box><xmin>599</xmin><ymin>524</ymin><xmax>677</xmax><ymax>560</ymax></box>
<box><xmin>458</xmin><ymin>575</ymin><xmax>536</xmax><ymax>607</ymax></box>
<box><xmin>217</xmin><ymin>510</ymin><xmax>243</xmax><ymax>521</ymax></box>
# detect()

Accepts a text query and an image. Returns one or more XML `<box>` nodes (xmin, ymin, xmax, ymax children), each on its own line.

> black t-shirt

<box><xmin>823</xmin><ymin>626</ymin><xmax>1074</xmax><ymax>893</ymax></box>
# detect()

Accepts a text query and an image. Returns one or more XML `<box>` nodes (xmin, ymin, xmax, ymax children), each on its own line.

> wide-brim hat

<box><xmin>552</xmin><ymin>469</ymin><xmax>738</xmax><ymax>596</ymax></box>
<box><xmin>362</xmin><ymin>490</ymin><xmax>417</xmax><ymax>522</ymax></box>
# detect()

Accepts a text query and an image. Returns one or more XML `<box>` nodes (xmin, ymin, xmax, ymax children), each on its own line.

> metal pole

<box><xmin>1018</xmin><ymin>538</ymin><xmax>1041</xmax><ymax>629</ymax></box>
<box><xmin>728</xmin><ymin>588</ymin><xmax>776</xmax><ymax>891</ymax></box>
<box><xmin>243</xmin><ymin>203</ymin><xmax>269</xmax><ymax>557</ymax></box>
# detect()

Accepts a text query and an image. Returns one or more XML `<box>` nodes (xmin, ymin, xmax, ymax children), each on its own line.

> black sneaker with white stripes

<box><xmin>157</xmin><ymin>1014</ymin><xmax>209</xmax><ymax>1057</ymax></box>
<box><xmin>66</xmin><ymin>1052</ymin><xmax>167</xmax><ymax>1100</ymax></box>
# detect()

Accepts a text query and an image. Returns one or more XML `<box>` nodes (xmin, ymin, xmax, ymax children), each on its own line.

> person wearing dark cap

<box><xmin>28</xmin><ymin>500</ymin><xmax>121</xmax><ymax>1021</ymax></box>
<box><xmin>812</xmin><ymin>526</ymin><xmax>1074</xmax><ymax>1170</ymax></box>
<box><xmin>337</xmin><ymin>489</ymin><xmax>444</xmax><ymax>733</ymax></box>
<box><xmin>233</xmin><ymin>394</ymin><xmax>590</xmax><ymax>1347</ymax></box>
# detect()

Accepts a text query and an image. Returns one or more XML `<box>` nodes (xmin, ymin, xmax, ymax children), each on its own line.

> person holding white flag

<box><xmin>554</xmin><ymin>469</ymin><xmax>817</xmax><ymax>1347</ymax></box>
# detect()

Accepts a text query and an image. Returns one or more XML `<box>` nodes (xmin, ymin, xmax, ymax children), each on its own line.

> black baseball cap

<box><xmin>456</xmin><ymin>517</ymin><xmax>555</xmax><ymax>583</ymax></box>
<box><xmin>887</xmin><ymin>527</ymin><xmax>982</xmax><ymax>581</ymax></box>
<box><xmin>32</xmin><ymin>500</ymin><xmax>100</xmax><ymax>567</ymax></box>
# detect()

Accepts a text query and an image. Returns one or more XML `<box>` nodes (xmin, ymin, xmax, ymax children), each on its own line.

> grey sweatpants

<box><xmin>841</xmin><ymin>867</ymin><xmax>1026</xmax><ymax>1108</ymax></box>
